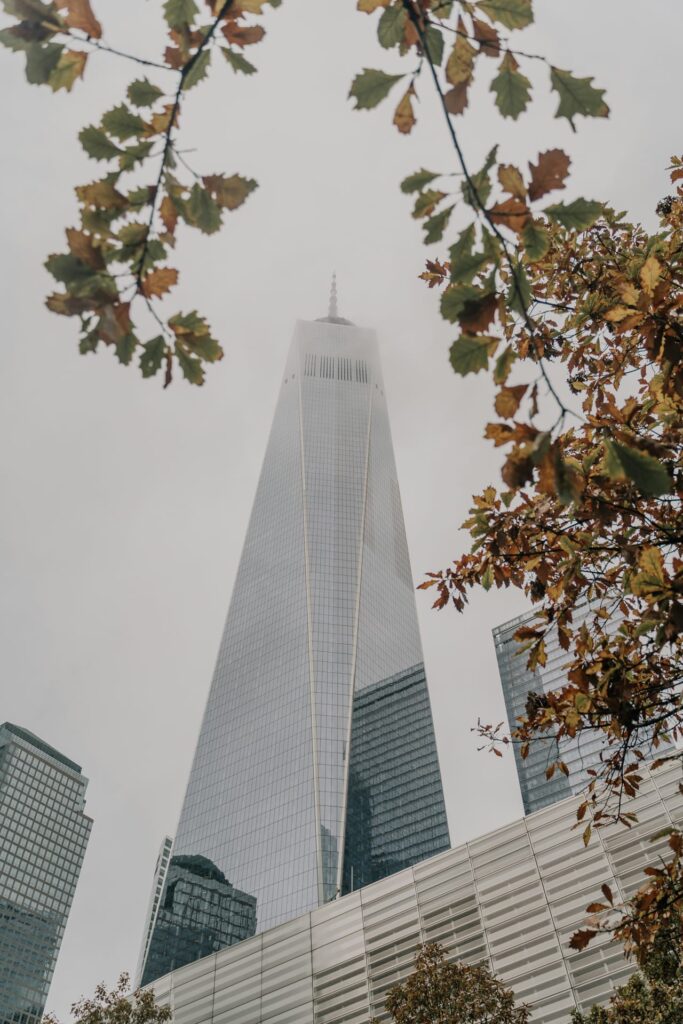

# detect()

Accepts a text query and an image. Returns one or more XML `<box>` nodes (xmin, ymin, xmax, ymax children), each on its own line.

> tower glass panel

<box><xmin>141</xmin><ymin>316</ymin><xmax>450</xmax><ymax>984</ymax></box>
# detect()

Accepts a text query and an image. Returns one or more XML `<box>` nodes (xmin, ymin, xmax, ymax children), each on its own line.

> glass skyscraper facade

<box><xmin>0</xmin><ymin>723</ymin><xmax>92</xmax><ymax>1024</ymax></box>
<box><xmin>140</xmin><ymin>308</ymin><xmax>449</xmax><ymax>984</ymax></box>
<box><xmin>493</xmin><ymin>606</ymin><xmax>674</xmax><ymax>814</ymax></box>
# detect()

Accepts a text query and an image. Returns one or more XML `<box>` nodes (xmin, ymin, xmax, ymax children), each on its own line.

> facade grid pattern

<box><xmin>148</xmin><ymin>762</ymin><xmax>683</xmax><ymax>1024</ymax></box>
<box><xmin>0</xmin><ymin>723</ymin><xmax>92</xmax><ymax>1024</ymax></box>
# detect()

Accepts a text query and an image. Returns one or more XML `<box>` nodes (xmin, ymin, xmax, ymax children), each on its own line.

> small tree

<box><xmin>44</xmin><ymin>974</ymin><xmax>172</xmax><ymax>1024</ymax></box>
<box><xmin>571</xmin><ymin>918</ymin><xmax>683</xmax><ymax>1024</ymax></box>
<box><xmin>376</xmin><ymin>943</ymin><xmax>529</xmax><ymax>1024</ymax></box>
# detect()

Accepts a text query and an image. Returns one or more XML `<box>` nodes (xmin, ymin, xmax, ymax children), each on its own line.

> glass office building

<box><xmin>493</xmin><ymin>606</ymin><xmax>673</xmax><ymax>814</ymax></box>
<box><xmin>140</xmin><ymin>297</ymin><xmax>449</xmax><ymax>984</ymax></box>
<box><xmin>0</xmin><ymin>723</ymin><xmax>92</xmax><ymax>1024</ymax></box>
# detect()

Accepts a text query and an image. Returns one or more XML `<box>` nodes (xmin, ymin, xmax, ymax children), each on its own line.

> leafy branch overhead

<box><xmin>0</xmin><ymin>0</ymin><xmax>278</xmax><ymax>385</ymax></box>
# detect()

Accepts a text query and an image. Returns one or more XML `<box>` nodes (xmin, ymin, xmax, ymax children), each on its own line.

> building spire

<box><xmin>328</xmin><ymin>272</ymin><xmax>338</xmax><ymax>320</ymax></box>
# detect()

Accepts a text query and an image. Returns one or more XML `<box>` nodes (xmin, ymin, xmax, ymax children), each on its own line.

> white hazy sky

<box><xmin>0</xmin><ymin>0</ymin><xmax>680</xmax><ymax>1017</ymax></box>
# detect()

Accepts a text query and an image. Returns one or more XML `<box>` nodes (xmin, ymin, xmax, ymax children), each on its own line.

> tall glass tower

<box><xmin>0</xmin><ymin>723</ymin><xmax>92</xmax><ymax>1024</ymax></box>
<box><xmin>140</xmin><ymin>291</ymin><xmax>450</xmax><ymax>984</ymax></box>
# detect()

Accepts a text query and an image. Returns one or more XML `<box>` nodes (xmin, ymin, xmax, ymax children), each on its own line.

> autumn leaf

<box><xmin>446</xmin><ymin>19</ymin><xmax>477</xmax><ymax>86</ymax></box>
<box><xmin>603</xmin><ymin>439</ymin><xmax>672</xmax><ymax>496</ymax></box>
<box><xmin>472</xmin><ymin>16</ymin><xmax>500</xmax><ymax>58</ymax></box>
<box><xmin>61</xmin><ymin>0</ymin><xmax>102</xmax><ymax>39</ymax></box>
<box><xmin>488</xmin><ymin>196</ymin><xmax>529</xmax><ymax>233</ymax></box>
<box><xmin>498</xmin><ymin>164</ymin><xmax>526</xmax><ymax>199</ymax></box>
<box><xmin>640</xmin><ymin>255</ymin><xmax>662</xmax><ymax>295</ymax></box>
<box><xmin>444</xmin><ymin>80</ymin><xmax>469</xmax><ymax>115</ymax></box>
<box><xmin>528</xmin><ymin>149</ymin><xmax>571</xmax><ymax>201</ymax></box>
<box><xmin>495</xmin><ymin>384</ymin><xmax>527</xmax><ymax>418</ymax></box>
<box><xmin>202</xmin><ymin>173</ymin><xmax>257</xmax><ymax>210</ymax></box>
<box><xmin>141</xmin><ymin>266</ymin><xmax>179</xmax><ymax>299</ymax></box>
<box><xmin>393</xmin><ymin>84</ymin><xmax>416</xmax><ymax>134</ymax></box>
<box><xmin>222</xmin><ymin>21</ymin><xmax>265</xmax><ymax>47</ymax></box>
<box><xmin>48</xmin><ymin>48</ymin><xmax>87</xmax><ymax>91</ymax></box>
<box><xmin>569</xmin><ymin>929</ymin><xmax>598</xmax><ymax>951</ymax></box>
<box><xmin>357</xmin><ymin>0</ymin><xmax>390</xmax><ymax>11</ymax></box>
<box><xmin>459</xmin><ymin>292</ymin><xmax>497</xmax><ymax>333</ymax></box>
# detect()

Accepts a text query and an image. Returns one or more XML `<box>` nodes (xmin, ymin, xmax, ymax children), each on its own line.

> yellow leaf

<box><xmin>498</xmin><ymin>164</ymin><xmax>526</xmax><ymax>199</ymax></box>
<box><xmin>446</xmin><ymin>19</ymin><xmax>477</xmax><ymax>86</ymax></box>
<box><xmin>141</xmin><ymin>266</ymin><xmax>179</xmax><ymax>299</ymax></box>
<box><xmin>393</xmin><ymin>86</ymin><xmax>416</xmax><ymax>134</ymax></box>
<box><xmin>640</xmin><ymin>255</ymin><xmax>661</xmax><ymax>294</ymax></box>
<box><xmin>357</xmin><ymin>0</ymin><xmax>390</xmax><ymax>10</ymax></box>
<box><xmin>604</xmin><ymin>305</ymin><xmax>635</xmax><ymax>323</ymax></box>
<box><xmin>617</xmin><ymin>280</ymin><xmax>639</xmax><ymax>305</ymax></box>
<box><xmin>49</xmin><ymin>49</ymin><xmax>87</xmax><ymax>92</ymax></box>
<box><xmin>583</xmin><ymin>824</ymin><xmax>592</xmax><ymax>847</ymax></box>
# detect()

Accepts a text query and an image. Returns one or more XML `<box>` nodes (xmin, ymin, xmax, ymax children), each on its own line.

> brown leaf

<box><xmin>585</xmin><ymin>902</ymin><xmax>608</xmax><ymax>914</ymax></box>
<box><xmin>488</xmin><ymin>196</ymin><xmax>529</xmax><ymax>233</ymax></box>
<box><xmin>569</xmin><ymin>929</ymin><xmax>597</xmax><ymax>951</ymax></box>
<box><xmin>494</xmin><ymin>384</ymin><xmax>527</xmax><ymax>418</ymax></box>
<box><xmin>528</xmin><ymin>149</ymin><xmax>571</xmax><ymax>202</ymax></box>
<box><xmin>222</xmin><ymin>21</ymin><xmax>265</xmax><ymax>46</ymax></box>
<box><xmin>471</xmin><ymin>16</ymin><xmax>500</xmax><ymax>57</ymax></box>
<box><xmin>141</xmin><ymin>267</ymin><xmax>179</xmax><ymax>299</ymax></box>
<box><xmin>159</xmin><ymin>195</ymin><xmax>178</xmax><ymax>238</ymax></box>
<box><xmin>446</xmin><ymin>18</ymin><xmax>477</xmax><ymax>86</ymax></box>
<box><xmin>61</xmin><ymin>0</ymin><xmax>102</xmax><ymax>38</ymax></box>
<box><xmin>498</xmin><ymin>164</ymin><xmax>526</xmax><ymax>200</ymax></box>
<box><xmin>356</xmin><ymin>0</ymin><xmax>390</xmax><ymax>10</ymax></box>
<box><xmin>393</xmin><ymin>85</ymin><xmax>416</xmax><ymax>135</ymax></box>
<box><xmin>601</xmin><ymin>883</ymin><xmax>614</xmax><ymax>905</ymax></box>
<box><xmin>97</xmin><ymin>302</ymin><xmax>132</xmax><ymax>344</ymax></box>
<box><xmin>444</xmin><ymin>80</ymin><xmax>469</xmax><ymax>116</ymax></box>
<box><xmin>66</xmin><ymin>227</ymin><xmax>104</xmax><ymax>269</ymax></box>
<box><xmin>460</xmin><ymin>292</ymin><xmax>498</xmax><ymax>333</ymax></box>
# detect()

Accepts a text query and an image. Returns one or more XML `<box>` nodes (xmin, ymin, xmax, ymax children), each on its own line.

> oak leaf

<box><xmin>61</xmin><ymin>0</ymin><xmax>101</xmax><ymax>38</ymax></box>
<box><xmin>444</xmin><ymin>80</ymin><xmax>469</xmax><ymax>115</ymax></box>
<box><xmin>348</xmin><ymin>68</ymin><xmax>403</xmax><ymax>109</ymax></box>
<box><xmin>640</xmin><ymin>255</ymin><xmax>662</xmax><ymax>295</ymax></box>
<box><xmin>222</xmin><ymin>21</ymin><xmax>265</xmax><ymax>47</ymax></box>
<box><xmin>471</xmin><ymin>16</ymin><xmax>500</xmax><ymax>57</ymax></box>
<box><xmin>490</xmin><ymin>51</ymin><xmax>531</xmax><ymax>120</ymax></box>
<box><xmin>476</xmin><ymin>0</ymin><xmax>533</xmax><ymax>30</ymax></box>
<box><xmin>48</xmin><ymin>48</ymin><xmax>86</xmax><ymax>91</ymax></box>
<box><xmin>498</xmin><ymin>163</ymin><xmax>526</xmax><ymax>199</ymax></box>
<box><xmin>528</xmin><ymin>148</ymin><xmax>570</xmax><ymax>201</ymax></box>
<box><xmin>488</xmin><ymin>196</ymin><xmax>529</xmax><ymax>233</ymax></box>
<box><xmin>141</xmin><ymin>266</ymin><xmax>179</xmax><ymax>299</ymax></box>
<box><xmin>494</xmin><ymin>384</ymin><xmax>527</xmax><ymax>418</ymax></box>
<box><xmin>446</xmin><ymin>20</ymin><xmax>477</xmax><ymax>86</ymax></box>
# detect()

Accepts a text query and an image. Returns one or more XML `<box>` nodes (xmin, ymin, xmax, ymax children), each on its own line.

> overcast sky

<box><xmin>0</xmin><ymin>0</ymin><xmax>680</xmax><ymax>1017</ymax></box>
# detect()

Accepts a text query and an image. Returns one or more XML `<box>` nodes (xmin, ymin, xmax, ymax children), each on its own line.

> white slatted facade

<box><xmin>149</xmin><ymin>761</ymin><xmax>682</xmax><ymax>1024</ymax></box>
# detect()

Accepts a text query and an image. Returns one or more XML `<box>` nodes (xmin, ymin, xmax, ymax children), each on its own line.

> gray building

<box><xmin>146</xmin><ymin>760</ymin><xmax>683</xmax><ymax>1024</ymax></box>
<box><xmin>493</xmin><ymin>606</ymin><xmax>672</xmax><ymax>814</ymax></box>
<box><xmin>140</xmin><ymin>294</ymin><xmax>449</xmax><ymax>983</ymax></box>
<box><xmin>0</xmin><ymin>723</ymin><xmax>92</xmax><ymax>1024</ymax></box>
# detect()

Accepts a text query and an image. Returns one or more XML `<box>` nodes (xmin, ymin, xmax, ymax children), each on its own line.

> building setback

<box><xmin>492</xmin><ymin>605</ymin><xmax>673</xmax><ymax>814</ymax></box>
<box><xmin>0</xmin><ymin>723</ymin><xmax>92</xmax><ymax>1024</ymax></box>
<box><xmin>140</xmin><ymin>296</ymin><xmax>450</xmax><ymax>984</ymax></box>
<box><xmin>147</xmin><ymin>761</ymin><xmax>683</xmax><ymax>1024</ymax></box>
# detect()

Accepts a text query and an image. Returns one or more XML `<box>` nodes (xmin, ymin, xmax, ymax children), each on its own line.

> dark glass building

<box><xmin>0</xmin><ymin>723</ymin><xmax>92</xmax><ymax>1024</ymax></box>
<box><xmin>493</xmin><ymin>606</ymin><xmax>675</xmax><ymax>814</ymax></box>
<box><xmin>140</xmin><ymin>294</ymin><xmax>450</xmax><ymax>983</ymax></box>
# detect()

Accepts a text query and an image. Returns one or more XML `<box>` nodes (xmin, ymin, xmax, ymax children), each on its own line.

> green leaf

<box><xmin>490</xmin><ymin>51</ymin><xmax>531</xmax><ymax>120</ymax></box>
<box><xmin>140</xmin><ymin>336</ymin><xmax>166</xmax><ymax>378</ymax></box>
<box><xmin>462</xmin><ymin>145</ymin><xmax>497</xmax><ymax>208</ymax></box>
<box><xmin>604</xmin><ymin>440</ymin><xmax>671</xmax><ymax>496</ymax></box>
<box><xmin>163</xmin><ymin>0</ymin><xmax>198</xmax><ymax>29</ymax></box>
<box><xmin>25</xmin><ymin>42</ymin><xmax>62</xmax><ymax>85</ymax></box>
<box><xmin>521</xmin><ymin>218</ymin><xmax>550</xmax><ymax>261</ymax></box>
<box><xmin>475</xmin><ymin>0</ymin><xmax>533</xmax><ymax>30</ymax></box>
<box><xmin>184</xmin><ymin>48</ymin><xmax>211</xmax><ymax>90</ymax></box>
<box><xmin>545</xmin><ymin>197</ymin><xmax>603</xmax><ymax>231</ymax></box>
<box><xmin>349</xmin><ymin>68</ymin><xmax>404</xmax><ymax>110</ymax></box>
<box><xmin>423</xmin><ymin>25</ymin><xmax>444</xmax><ymax>66</ymax></box>
<box><xmin>45</xmin><ymin>253</ymin><xmax>95</xmax><ymax>285</ymax></box>
<box><xmin>412</xmin><ymin>189</ymin><xmax>445</xmax><ymax>219</ymax></box>
<box><xmin>127</xmin><ymin>78</ymin><xmax>164</xmax><ymax>108</ymax></box>
<box><xmin>115</xmin><ymin>332</ymin><xmax>136</xmax><ymax>366</ymax></box>
<box><xmin>118</xmin><ymin>222</ymin><xmax>148</xmax><ymax>246</ymax></box>
<box><xmin>79</xmin><ymin>126</ymin><xmax>121</xmax><ymax>161</ymax></box>
<box><xmin>202</xmin><ymin>173</ymin><xmax>258</xmax><ymax>210</ymax></box>
<box><xmin>0</xmin><ymin>26</ymin><xmax>32</xmax><ymax>51</ymax></box>
<box><xmin>423</xmin><ymin>205</ymin><xmax>453</xmax><ymax>244</ymax></box>
<box><xmin>377</xmin><ymin>5</ymin><xmax>406</xmax><ymax>48</ymax></box>
<box><xmin>79</xmin><ymin>330</ymin><xmax>99</xmax><ymax>354</ymax></box>
<box><xmin>550</xmin><ymin>67</ymin><xmax>609</xmax><ymax>128</ymax></box>
<box><xmin>494</xmin><ymin>345</ymin><xmax>515</xmax><ymax>384</ymax></box>
<box><xmin>441</xmin><ymin>283</ymin><xmax>480</xmax><ymax>322</ymax></box>
<box><xmin>221</xmin><ymin>46</ymin><xmax>257</xmax><ymax>75</ymax></box>
<box><xmin>449</xmin><ymin>226</ymin><xmax>493</xmax><ymax>284</ymax></box>
<box><xmin>175</xmin><ymin>346</ymin><xmax>205</xmax><ymax>385</ymax></box>
<box><xmin>400</xmin><ymin>168</ymin><xmax>439</xmax><ymax>194</ymax></box>
<box><xmin>102</xmin><ymin>103</ymin><xmax>145</xmax><ymax>142</ymax></box>
<box><xmin>506</xmin><ymin>260</ymin><xmax>531</xmax><ymax>315</ymax></box>
<box><xmin>187</xmin><ymin>184</ymin><xmax>222</xmax><ymax>233</ymax></box>
<box><xmin>118</xmin><ymin>139</ymin><xmax>154</xmax><ymax>171</ymax></box>
<box><xmin>481</xmin><ymin>563</ymin><xmax>494</xmax><ymax>590</ymax></box>
<box><xmin>48</xmin><ymin>49</ymin><xmax>86</xmax><ymax>92</ymax></box>
<box><xmin>449</xmin><ymin>334</ymin><xmax>498</xmax><ymax>375</ymax></box>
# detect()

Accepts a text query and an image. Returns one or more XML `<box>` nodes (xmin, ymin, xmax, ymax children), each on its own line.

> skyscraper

<box><xmin>493</xmin><ymin>605</ymin><xmax>673</xmax><ymax>814</ymax></box>
<box><xmin>0</xmin><ymin>723</ymin><xmax>92</xmax><ymax>1024</ymax></box>
<box><xmin>140</xmin><ymin>290</ymin><xmax>450</xmax><ymax>984</ymax></box>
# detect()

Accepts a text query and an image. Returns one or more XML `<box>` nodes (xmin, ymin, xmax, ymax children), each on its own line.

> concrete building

<box><xmin>146</xmin><ymin>761</ymin><xmax>682</xmax><ymax>1024</ymax></box>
